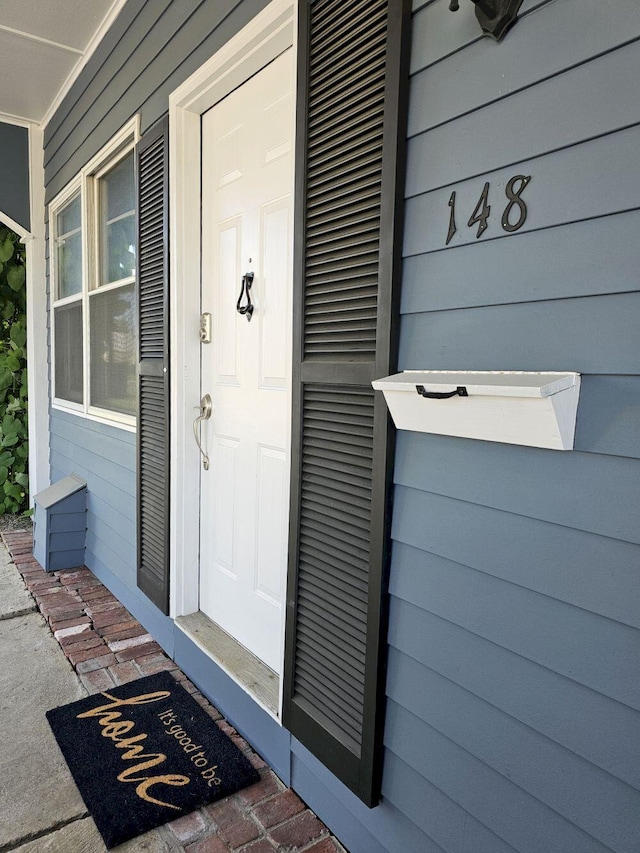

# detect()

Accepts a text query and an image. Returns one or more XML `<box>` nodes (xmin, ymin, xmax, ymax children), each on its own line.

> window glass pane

<box><xmin>90</xmin><ymin>283</ymin><xmax>136</xmax><ymax>415</ymax></box>
<box><xmin>58</xmin><ymin>194</ymin><xmax>81</xmax><ymax>234</ymax></box>
<box><xmin>100</xmin><ymin>153</ymin><xmax>136</xmax><ymax>285</ymax></box>
<box><xmin>105</xmin><ymin>215</ymin><xmax>136</xmax><ymax>283</ymax></box>
<box><xmin>55</xmin><ymin>194</ymin><xmax>82</xmax><ymax>299</ymax></box>
<box><xmin>54</xmin><ymin>302</ymin><xmax>83</xmax><ymax>404</ymax></box>
<box><xmin>105</xmin><ymin>155</ymin><xmax>135</xmax><ymax>219</ymax></box>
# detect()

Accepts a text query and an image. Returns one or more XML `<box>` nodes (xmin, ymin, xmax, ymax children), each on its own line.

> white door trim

<box><xmin>168</xmin><ymin>0</ymin><xmax>295</xmax><ymax>628</ymax></box>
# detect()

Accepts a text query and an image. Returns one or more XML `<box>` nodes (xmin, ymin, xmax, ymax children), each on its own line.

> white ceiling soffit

<box><xmin>0</xmin><ymin>0</ymin><xmax>128</xmax><ymax>126</ymax></box>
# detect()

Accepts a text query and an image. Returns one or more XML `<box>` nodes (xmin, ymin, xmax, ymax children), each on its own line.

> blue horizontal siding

<box><xmin>388</xmin><ymin>0</ymin><xmax>640</xmax><ymax>851</ymax></box>
<box><xmin>398</xmin><ymin>292</ymin><xmax>640</xmax><ymax>374</ymax></box>
<box><xmin>386</xmin><ymin>700</ymin><xmax>613</xmax><ymax>853</ymax></box>
<box><xmin>401</xmin><ymin>210</ymin><xmax>640</xmax><ymax>314</ymax></box>
<box><xmin>50</xmin><ymin>411</ymin><xmax>137</xmax><ymax>468</ymax></box>
<box><xmin>408</xmin><ymin>0</ymin><xmax>639</xmax><ymax>134</ymax></box>
<box><xmin>381</xmin><ymin>750</ymin><xmax>517</xmax><ymax>853</ymax></box>
<box><xmin>50</xmin><ymin>432</ymin><xmax>135</xmax><ymax>497</ymax></box>
<box><xmin>409</xmin><ymin>0</ymin><xmax>550</xmax><ymax>73</ymax></box>
<box><xmin>386</xmin><ymin>649</ymin><xmax>640</xmax><ymax>851</ymax></box>
<box><xmin>574</xmin><ymin>375</ymin><xmax>640</xmax><ymax>459</ymax></box>
<box><xmin>86</xmin><ymin>512</ymin><xmax>136</xmax><ymax>575</ymax></box>
<box><xmin>394</xmin><ymin>432</ymin><xmax>640</xmax><ymax>544</ymax></box>
<box><xmin>407</xmin><ymin>39</ymin><xmax>640</xmax><ymax>194</ymax></box>
<box><xmin>405</xmin><ymin>125</ymin><xmax>640</xmax><ymax>252</ymax></box>
<box><xmin>388</xmin><ymin>592</ymin><xmax>640</xmax><ymax>795</ymax></box>
<box><xmin>389</xmin><ymin>540</ymin><xmax>640</xmax><ymax>711</ymax></box>
<box><xmin>49</xmin><ymin>410</ymin><xmax>137</xmax><ymax>592</ymax></box>
<box><xmin>392</xmin><ymin>485</ymin><xmax>640</xmax><ymax>629</ymax></box>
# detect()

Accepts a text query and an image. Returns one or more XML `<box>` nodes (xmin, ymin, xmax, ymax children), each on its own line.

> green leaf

<box><xmin>9</xmin><ymin>323</ymin><xmax>26</xmax><ymax>349</ymax></box>
<box><xmin>0</xmin><ymin>237</ymin><xmax>13</xmax><ymax>264</ymax></box>
<box><xmin>14</xmin><ymin>472</ymin><xmax>28</xmax><ymax>487</ymax></box>
<box><xmin>7</xmin><ymin>265</ymin><xmax>25</xmax><ymax>292</ymax></box>
<box><xmin>2</xmin><ymin>435</ymin><xmax>19</xmax><ymax>447</ymax></box>
<box><xmin>2</xmin><ymin>415</ymin><xmax>18</xmax><ymax>435</ymax></box>
<box><xmin>5</xmin><ymin>354</ymin><xmax>20</xmax><ymax>372</ymax></box>
<box><xmin>0</xmin><ymin>368</ymin><xmax>13</xmax><ymax>390</ymax></box>
<box><xmin>0</xmin><ymin>466</ymin><xmax>8</xmax><ymax>485</ymax></box>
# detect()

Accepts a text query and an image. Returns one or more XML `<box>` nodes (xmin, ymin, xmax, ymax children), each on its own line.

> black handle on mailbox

<box><xmin>416</xmin><ymin>385</ymin><xmax>468</xmax><ymax>399</ymax></box>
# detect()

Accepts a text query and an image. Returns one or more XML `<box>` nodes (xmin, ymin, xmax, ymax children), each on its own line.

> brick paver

<box><xmin>2</xmin><ymin>527</ymin><xmax>348</xmax><ymax>853</ymax></box>
<box><xmin>185</xmin><ymin>836</ymin><xmax>229</xmax><ymax>853</ymax></box>
<box><xmin>169</xmin><ymin>811</ymin><xmax>208</xmax><ymax>843</ymax></box>
<box><xmin>269</xmin><ymin>810</ymin><xmax>328</xmax><ymax>849</ymax></box>
<box><xmin>80</xmin><ymin>667</ymin><xmax>117</xmax><ymax>693</ymax></box>
<box><xmin>252</xmin><ymin>790</ymin><xmax>306</xmax><ymax>829</ymax></box>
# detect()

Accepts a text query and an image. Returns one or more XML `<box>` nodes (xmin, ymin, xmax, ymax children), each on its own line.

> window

<box><xmin>53</xmin><ymin>189</ymin><xmax>84</xmax><ymax>405</ymax></box>
<box><xmin>50</xmin><ymin>119</ymin><xmax>139</xmax><ymax>427</ymax></box>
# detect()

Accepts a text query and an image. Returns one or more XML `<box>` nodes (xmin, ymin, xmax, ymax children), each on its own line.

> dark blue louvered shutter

<box><xmin>284</xmin><ymin>0</ymin><xmax>410</xmax><ymax>807</ymax></box>
<box><xmin>136</xmin><ymin>116</ymin><xmax>170</xmax><ymax>614</ymax></box>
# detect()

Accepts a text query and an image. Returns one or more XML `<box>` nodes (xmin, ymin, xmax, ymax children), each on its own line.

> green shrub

<box><xmin>0</xmin><ymin>225</ymin><xmax>28</xmax><ymax>514</ymax></box>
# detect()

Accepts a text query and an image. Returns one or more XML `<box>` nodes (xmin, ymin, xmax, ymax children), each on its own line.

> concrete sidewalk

<box><xmin>0</xmin><ymin>530</ymin><xmax>344</xmax><ymax>853</ymax></box>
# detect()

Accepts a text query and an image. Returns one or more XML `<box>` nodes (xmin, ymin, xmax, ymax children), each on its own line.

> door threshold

<box><xmin>176</xmin><ymin>611</ymin><xmax>280</xmax><ymax>719</ymax></box>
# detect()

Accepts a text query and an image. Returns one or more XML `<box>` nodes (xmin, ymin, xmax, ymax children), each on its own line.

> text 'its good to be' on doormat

<box><xmin>46</xmin><ymin>670</ymin><xmax>259</xmax><ymax>848</ymax></box>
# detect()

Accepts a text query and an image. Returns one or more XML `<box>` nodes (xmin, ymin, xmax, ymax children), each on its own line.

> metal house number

<box><xmin>446</xmin><ymin>174</ymin><xmax>531</xmax><ymax>245</ymax></box>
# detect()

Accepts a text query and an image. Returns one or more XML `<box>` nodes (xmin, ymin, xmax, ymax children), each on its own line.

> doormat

<box><xmin>46</xmin><ymin>670</ymin><xmax>259</xmax><ymax>849</ymax></box>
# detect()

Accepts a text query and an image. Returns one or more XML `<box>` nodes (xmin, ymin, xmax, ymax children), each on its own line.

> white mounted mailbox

<box><xmin>372</xmin><ymin>371</ymin><xmax>581</xmax><ymax>450</ymax></box>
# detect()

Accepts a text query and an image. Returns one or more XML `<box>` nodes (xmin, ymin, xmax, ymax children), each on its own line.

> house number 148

<box><xmin>446</xmin><ymin>174</ymin><xmax>531</xmax><ymax>245</ymax></box>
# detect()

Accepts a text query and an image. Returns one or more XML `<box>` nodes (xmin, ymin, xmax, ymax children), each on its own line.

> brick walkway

<box><xmin>2</xmin><ymin>528</ymin><xmax>346</xmax><ymax>853</ymax></box>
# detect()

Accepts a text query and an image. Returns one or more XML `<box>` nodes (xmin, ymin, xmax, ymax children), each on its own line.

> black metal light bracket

<box><xmin>449</xmin><ymin>0</ymin><xmax>524</xmax><ymax>41</ymax></box>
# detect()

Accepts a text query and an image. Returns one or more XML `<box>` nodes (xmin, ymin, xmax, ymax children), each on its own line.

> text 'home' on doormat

<box><xmin>46</xmin><ymin>670</ymin><xmax>259</xmax><ymax>849</ymax></box>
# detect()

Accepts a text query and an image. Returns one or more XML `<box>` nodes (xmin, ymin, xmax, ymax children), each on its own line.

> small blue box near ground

<box><xmin>33</xmin><ymin>474</ymin><xmax>87</xmax><ymax>572</ymax></box>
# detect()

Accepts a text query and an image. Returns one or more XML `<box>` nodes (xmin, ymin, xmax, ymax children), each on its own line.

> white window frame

<box><xmin>50</xmin><ymin>176</ymin><xmax>84</xmax><ymax>415</ymax></box>
<box><xmin>50</xmin><ymin>116</ymin><xmax>140</xmax><ymax>430</ymax></box>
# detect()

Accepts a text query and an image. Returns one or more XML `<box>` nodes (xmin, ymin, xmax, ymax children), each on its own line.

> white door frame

<box><xmin>168</xmin><ymin>0</ymin><xmax>295</xmax><ymax>633</ymax></box>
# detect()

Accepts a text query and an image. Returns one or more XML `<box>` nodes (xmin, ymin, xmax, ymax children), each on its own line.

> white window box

<box><xmin>372</xmin><ymin>371</ymin><xmax>581</xmax><ymax>451</ymax></box>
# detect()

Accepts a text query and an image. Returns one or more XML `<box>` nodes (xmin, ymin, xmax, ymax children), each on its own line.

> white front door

<box><xmin>199</xmin><ymin>49</ymin><xmax>294</xmax><ymax>675</ymax></box>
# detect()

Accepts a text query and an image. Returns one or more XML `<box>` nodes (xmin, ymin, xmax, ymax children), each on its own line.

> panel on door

<box><xmin>199</xmin><ymin>49</ymin><xmax>294</xmax><ymax>675</ymax></box>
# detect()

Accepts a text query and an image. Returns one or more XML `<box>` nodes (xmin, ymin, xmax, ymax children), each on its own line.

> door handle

<box><xmin>416</xmin><ymin>385</ymin><xmax>468</xmax><ymax>399</ymax></box>
<box><xmin>236</xmin><ymin>272</ymin><xmax>254</xmax><ymax>321</ymax></box>
<box><xmin>193</xmin><ymin>394</ymin><xmax>213</xmax><ymax>470</ymax></box>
